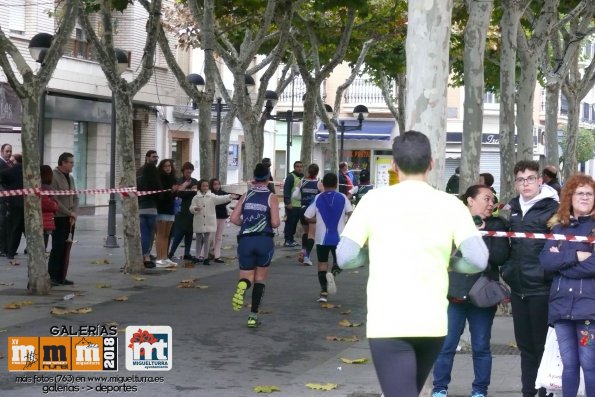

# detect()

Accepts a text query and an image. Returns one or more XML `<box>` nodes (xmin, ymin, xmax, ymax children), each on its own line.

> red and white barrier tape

<box><xmin>0</xmin><ymin>187</ymin><xmax>143</xmax><ymax>197</ymax></box>
<box><xmin>480</xmin><ymin>230</ymin><xmax>595</xmax><ymax>243</ymax></box>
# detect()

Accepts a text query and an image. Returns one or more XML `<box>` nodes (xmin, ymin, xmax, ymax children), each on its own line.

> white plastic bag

<box><xmin>536</xmin><ymin>327</ymin><xmax>586</xmax><ymax>395</ymax></box>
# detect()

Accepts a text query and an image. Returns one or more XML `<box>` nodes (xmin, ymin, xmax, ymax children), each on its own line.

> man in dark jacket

<box><xmin>0</xmin><ymin>153</ymin><xmax>24</xmax><ymax>266</ymax></box>
<box><xmin>48</xmin><ymin>152</ymin><xmax>79</xmax><ymax>285</ymax></box>
<box><xmin>542</xmin><ymin>165</ymin><xmax>562</xmax><ymax>196</ymax></box>
<box><xmin>445</xmin><ymin>166</ymin><xmax>460</xmax><ymax>194</ymax></box>
<box><xmin>501</xmin><ymin>160</ymin><xmax>559</xmax><ymax>397</ymax></box>
<box><xmin>282</xmin><ymin>161</ymin><xmax>304</xmax><ymax>247</ymax></box>
<box><xmin>0</xmin><ymin>143</ymin><xmax>13</xmax><ymax>256</ymax></box>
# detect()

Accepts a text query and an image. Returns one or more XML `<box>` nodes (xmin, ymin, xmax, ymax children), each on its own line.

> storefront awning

<box><xmin>316</xmin><ymin>120</ymin><xmax>395</xmax><ymax>141</ymax></box>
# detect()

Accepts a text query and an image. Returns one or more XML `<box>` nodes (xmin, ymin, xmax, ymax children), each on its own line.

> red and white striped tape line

<box><xmin>480</xmin><ymin>230</ymin><xmax>595</xmax><ymax>243</ymax></box>
<box><xmin>0</xmin><ymin>187</ymin><xmax>146</xmax><ymax>197</ymax></box>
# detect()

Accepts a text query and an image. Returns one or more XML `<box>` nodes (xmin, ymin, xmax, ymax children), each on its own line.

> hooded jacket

<box><xmin>539</xmin><ymin>215</ymin><xmax>595</xmax><ymax>323</ymax></box>
<box><xmin>501</xmin><ymin>185</ymin><xmax>559</xmax><ymax>296</ymax></box>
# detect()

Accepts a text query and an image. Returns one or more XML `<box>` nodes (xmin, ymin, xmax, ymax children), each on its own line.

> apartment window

<box><xmin>9</xmin><ymin>0</ymin><xmax>26</xmax><ymax>34</ymax></box>
<box><xmin>560</xmin><ymin>95</ymin><xmax>568</xmax><ymax>115</ymax></box>
<box><xmin>582</xmin><ymin>102</ymin><xmax>590</xmax><ymax>121</ymax></box>
<box><xmin>74</xmin><ymin>28</ymin><xmax>90</xmax><ymax>59</ymax></box>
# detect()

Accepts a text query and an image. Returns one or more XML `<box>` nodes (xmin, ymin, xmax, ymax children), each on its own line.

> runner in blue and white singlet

<box><xmin>304</xmin><ymin>173</ymin><xmax>352</xmax><ymax>302</ymax></box>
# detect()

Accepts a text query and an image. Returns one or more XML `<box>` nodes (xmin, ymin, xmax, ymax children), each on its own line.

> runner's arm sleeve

<box><xmin>336</xmin><ymin>237</ymin><xmax>368</xmax><ymax>269</ymax></box>
<box><xmin>450</xmin><ymin>235</ymin><xmax>488</xmax><ymax>273</ymax></box>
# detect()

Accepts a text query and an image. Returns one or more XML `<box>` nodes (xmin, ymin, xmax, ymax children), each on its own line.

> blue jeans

<box><xmin>432</xmin><ymin>302</ymin><xmax>497</xmax><ymax>395</ymax></box>
<box><xmin>555</xmin><ymin>320</ymin><xmax>595</xmax><ymax>397</ymax></box>
<box><xmin>284</xmin><ymin>206</ymin><xmax>300</xmax><ymax>242</ymax></box>
<box><xmin>139</xmin><ymin>214</ymin><xmax>157</xmax><ymax>256</ymax></box>
<box><xmin>168</xmin><ymin>223</ymin><xmax>193</xmax><ymax>257</ymax></box>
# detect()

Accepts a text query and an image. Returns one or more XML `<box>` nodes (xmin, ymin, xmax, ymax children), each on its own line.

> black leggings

<box><xmin>369</xmin><ymin>337</ymin><xmax>445</xmax><ymax>397</ymax></box>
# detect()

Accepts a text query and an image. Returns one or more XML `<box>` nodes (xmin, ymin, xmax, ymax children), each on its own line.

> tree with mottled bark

<box><xmin>79</xmin><ymin>0</ymin><xmax>162</xmax><ymax>274</ymax></box>
<box><xmin>560</xmin><ymin>20</ymin><xmax>595</xmax><ymax>181</ymax></box>
<box><xmin>0</xmin><ymin>0</ymin><xmax>78</xmax><ymax>294</ymax></box>
<box><xmin>405</xmin><ymin>0</ymin><xmax>454</xmax><ymax>188</ymax></box>
<box><xmin>516</xmin><ymin>0</ymin><xmax>590</xmax><ymax>163</ymax></box>
<box><xmin>539</xmin><ymin>0</ymin><xmax>595</xmax><ymax>167</ymax></box>
<box><xmin>315</xmin><ymin>39</ymin><xmax>374</xmax><ymax>172</ymax></box>
<box><xmin>459</xmin><ymin>0</ymin><xmax>494</xmax><ymax>195</ymax></box>
<box><xmin>497</xmin><ymin>0</ymin><xmax>529</xmax><ymax>202</ymax></box>
<box><xmin>290</xmin><ymin>7</ymin><xmax>360</xmax><ymax>168</ymax></box>
<box><xmin>355</xmin><ymin>0</ymin><xmax>408</xmax><ymax>137</ymax></box>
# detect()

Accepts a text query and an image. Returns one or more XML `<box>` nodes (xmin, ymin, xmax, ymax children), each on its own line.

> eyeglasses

<box><xmin>574</xmin><ymin>191</ymin><xmax>594</xmax><ymax>198</ymax></box>
<box><xmin>514</xmin><ymin>175</ymin><xmax>538</xmax><ymax>185</ymax></box>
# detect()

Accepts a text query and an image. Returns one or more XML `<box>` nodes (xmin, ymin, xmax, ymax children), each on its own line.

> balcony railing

<box><xmin>278</xmin><ymin>77</ymin><xmax>307</xmax><ymax>104</ymax></box>
<box><xmin>344</xmin><ymin>78</ymin><xmax>391</xmax><ymax>105</ymax></box>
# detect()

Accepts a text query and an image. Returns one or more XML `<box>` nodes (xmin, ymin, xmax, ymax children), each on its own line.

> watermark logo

<box><xmin>8</xmin><ymin>337</ymin><xmax>39</xmax><ymax>371</ymax></box>
<box><xmin>8</xmin><ymin>335</ymin><xmax>118</xmax><ymax>372</ymax></box>
<box><xmin>125</xmin><ymin>326</ymin><xmax>172</xmax><ymax>371</ymax></box>
<box><xmin>71</xmin><ymin>336</ymin><xmax>118</xmax><ymax>371</ymax></box>
<box><xmin>39</xmin><ymin>337</ymin><xmax>71</xmax><ymax>371</ymax></box>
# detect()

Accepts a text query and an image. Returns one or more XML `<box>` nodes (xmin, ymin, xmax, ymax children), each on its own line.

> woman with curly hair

<box><xmin>539</xmin><ymin>173</ymin><xmax>595</xmax><ymax>397</ymax></box>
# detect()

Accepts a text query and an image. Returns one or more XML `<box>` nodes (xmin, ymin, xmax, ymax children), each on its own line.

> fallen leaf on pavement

<box><xmin>253</xmin><ymin>385</ymin><xmax>281</xmax><ymax>393</ymax></box>
<box><xmin>72</xmin><ymin>307</ymin><xmax>93</xmax><ymax>314</ymax></box>
<box><xmin>194</xmin><ymin>284</ymin><xmax>209</xmax><ymax>289</ymax></box>
<box><xmin>0</xmin><ymin>329</ymin><xmax>6</xmax><ymax>333</ymax></box>
<box><xmin>350</xmin><ymin>270</ymin><xmax>360</xmax><ymax>274</ymax></box>
<box><xmin>338</xmin><ymin>319</ymin><xmax>363</xmax><ymax>328</ymax></box>
<box><xmin>340</xmin><ymin>309</ymin><xmax>352</xmax><ymax>315</ymax></box>
<box><xmin>319</xmin><ymin>302</ymin><xmax>341</xmax><ymax>309</ymax></box>
<box><xmin>131</xmin><ymin>276</ymin><xmax>145</xmax><ymax>281</ymax></box>
<box><xmin>326</xmin><ymin>335</ymin><xmax>360</xmax><ymax>342</ymax></box>
<box><xmin>90</xmin><ymin>259</ymin><xmax>111</xmax><ymax>265</ymax></box>
<box><xmin>182</xmin><ymin>262</ymin><xmax>195</xmax><ymax>268</ymax></box>
<box><xmin>223</xmin><ymin>246</ymin><xmax>233</xmax><ymax>250</ymax></box>
<box><xmin>305</xmin><ymin>383</ymin><xmax>337</xmax><ymax>391</ymax></box>
<box><xmin>51</xmin><ymin>307</ymin><xmax>93</xmax><ymax>315</ymax></box>
<box><xmin>0</xmin><ymin>282</ymin><xmax>14</xmax><ymax>286</ymax></box>
<box><xmin>340</xmin><ymin>357</ymin><xmax>369</xmax><ymax>364</ymax></box>
<box><xmin>4</xmin><ymin>300</ymin><xmax>34</xmax><ymax>310</ymax></box>
<box><xmin>259</xmin><ymin>309</ymin><xmax>273</xmax><ymax>314</ymax></box>
<box><xmin>113</xmin><ymin>296</ymin><xmax>128</xmax><ymax>302</ymax></box>
<box><xmin>96</xmin><ymin>284</ymin><xmax>111</xmax><ymax>289</ymax></box>
<box><xmin>509</xmin><ymin>342</ymin><xmax>518</xmax><ymax>349</ymax></box>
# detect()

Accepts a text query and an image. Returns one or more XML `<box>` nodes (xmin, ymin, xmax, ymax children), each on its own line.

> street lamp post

<box><xmin>105</xmin><ymin>48</ymin><xmax>129</xmax><ymax>248</ymax></box>
<box><xmin>28</xmin><ymin>33</ymin><xmax>53</xmax><ymax>164</ymax></box>
<box><xmin>187</xmin><ymin>74</ymin><xmax>250</xmax><ymax>180</ymax></box>
<box><xmin>264</xmin><ymin>91</ymin><xmax>303</xmax><ymax>174</ymax></box>
<box><xmin>335</xmin><ymin>104</ymin><xmax>369</xmax><ymax>163</ymax></box>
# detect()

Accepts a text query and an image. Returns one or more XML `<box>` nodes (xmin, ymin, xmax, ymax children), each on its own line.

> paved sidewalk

<box><xmin>0</xmin><ymin>215</ymin><xmax>524</xmax><ymax>396</ymax></box>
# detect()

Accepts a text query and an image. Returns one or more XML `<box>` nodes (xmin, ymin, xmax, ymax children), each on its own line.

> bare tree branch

<box><xmin>333</xmin><ymin>39</ymin><xmax>374</xmax><ymax>113</ymax></box>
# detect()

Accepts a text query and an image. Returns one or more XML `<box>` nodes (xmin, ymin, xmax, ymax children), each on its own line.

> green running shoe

<box><xmin>232</xmin><ymin>280</ymin><xmax>248</xmax><ymax>311</ymax></box>
<box><xmin>247</xmin><ymin>314</ymin><xmax>260</xmax><ymax>328</ymax></box>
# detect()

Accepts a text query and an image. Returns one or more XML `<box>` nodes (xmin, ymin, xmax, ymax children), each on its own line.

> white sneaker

<box><xmin>303</xmin><ymin>256</ymin><xmax>313</xmax><ymax>266</ymax></box>
<box><xmin>164</xmin><ymin>259</ymin><xmax>177</xmax><ymax>267</ymax></box>
<box><xmin>154</xmin><ymin>260</ymin><xmax>168</xmax><ymax>268</ymax></box>
<box><xmin>326</xmin><ymin>272</ymin><xmax>337</xmax><ymax>295</ymax></box>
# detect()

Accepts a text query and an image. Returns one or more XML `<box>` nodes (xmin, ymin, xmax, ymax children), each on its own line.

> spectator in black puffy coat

<box><xmin>501</xmin><ymin>160</ymin><xmax>559</xmax><ymax>397</ymax></box>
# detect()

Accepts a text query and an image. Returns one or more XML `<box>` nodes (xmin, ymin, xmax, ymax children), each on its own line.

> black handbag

<box><xmin>468</xmin><ymin>275</ymin><xmax>510</xmax><ymax>308</ymax></box>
